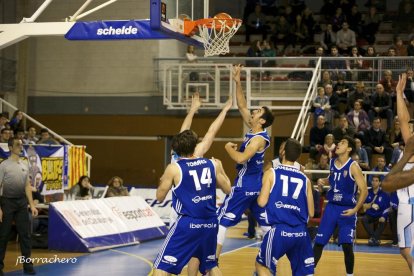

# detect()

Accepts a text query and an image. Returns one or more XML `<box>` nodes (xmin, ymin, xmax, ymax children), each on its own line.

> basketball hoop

<box><xmin>183</xmin><ymin>13</ymin><xmax>242</xmax><ymax>57</ymax></box>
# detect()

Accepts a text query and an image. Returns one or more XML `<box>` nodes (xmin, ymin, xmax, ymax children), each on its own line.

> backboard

<box><xmin>150</xmin><ymin>0</ymin><xmax>209</xmax><ymax>46</ymax></box>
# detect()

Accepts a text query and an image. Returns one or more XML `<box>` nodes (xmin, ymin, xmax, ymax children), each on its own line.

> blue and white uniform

<box><xmin>256</xmin><ymin>165</ymin><xmax>314</xmax><ymax>276</ymax></box>
<box><xmin>396</xmin><ymin>161</ymin><xmax>414</xmax><ymax>249</ymax></box>
<box><xmin>218</xmin><ymin>130</ymin><xmax>270</xmax><ymax>227</ymax></box>
<box><xmin>154</xmin><ymin>157</ymin><xmax>218</xmax><ymax>275</ymax></box>
<box><xmin>315</xmin><ymin>157</ymin><xmax>358</xmax><ymax>245</ymax></box>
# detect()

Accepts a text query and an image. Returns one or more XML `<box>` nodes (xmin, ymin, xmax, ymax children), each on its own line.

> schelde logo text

<box><xmin>96</xmin><ymin>26</ymin><xmax>138</xmax><ymax>36</ymax></box>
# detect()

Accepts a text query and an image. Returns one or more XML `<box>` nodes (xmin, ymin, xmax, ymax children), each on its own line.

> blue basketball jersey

<box><xmin>265</xmin><ymin>165</ymin><xmax>309</xmax><ymax>227</ymax></box>
<box><xmin>172</xmin><ymin>157</ymin><xmax>217</xmax><ymax>218</ymax></box>
<box><xmin>326</xmin><ymin>157</ymin><xmax>357</xmax><ymax>206</ymax></box>
<box><xmin>236</xmin><ymin>130</ymin><xmax>270</xmax><ymax>176</ymax></box>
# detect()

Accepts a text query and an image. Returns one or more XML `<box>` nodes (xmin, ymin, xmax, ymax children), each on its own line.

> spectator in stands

<box><xmin>309</xmin><ymin>46</ymin><xmax>325</xmax><ymax>69</ymax></box>
<box><xmin>272</xmin><ymin>16</ymin><xmax>292</xmax><ymax>54</ymax></box>
<box><xmin>313</xmin><ymin>87</ymin><xmax>330</xmax><ymax>125</ymax></box>
<box><xmin>0</xmin><ymin>113</ymin><xmax>8</xmax><ymax>131</ymax></box>
<box><xmin>347</xmin><ymin>46</ymin><xmax>363</xmax><ymax>81</ymax></box>
<box><xmin>290</xmin><ymin>14</ymin><xmax>309</xmax><ymax>53</ymax></box>
<box><xmin>347</xmin><ymin>100</ymin><xmax>370</xmax><ymax>137</ymax></box>
<box><xmin>320</xmin><ymin>0</ymin><xmax>336</xmax><ymax>23</ymax></box>
<box><xmin>310</xmin><ymin>153</ymin><xmax>330</xmax><ymax>188</ymax></box>
<box><xmin>309</xmin><ymin>115</ymin><xmax>331</xmax><ymax>160</ymax></box>
<box><xmin>324</xmin><ymin>84</ymin><xmax>339</xmax><ymax>123</ymax></box>
<box><xmin>347</xmin><ymin>4</ymin><xmax>362</xmax><ymax>36</ymax></box>
<box><xmin>301</xmin><ymin>7</ymin><xmax>317</xmax><ymax>47</ymax></box>
<box><xmin>383</xmin><ymin>48</ymin><xmax>400</xmax><ymax>80</ymax></box>
<box><xmin>282</xmin><ymin>5</ymin><xmax>295</xmax><ymax>25</ymax></box>
<box><xmin>389</xmin><ymin>191</ymin><xmax>399</xmax><ymax>246</ymax></box>
<box><xmin>362</xmin><ymin>6</ymin><xmax>382</xmax><ymax>45</ymax></box>
<box><xmin>0</xmin><ymin>128</ymin><xmax>11</xmax><ymax>143</ymax></box>
<box><xmin>362</xmin><ymin>45</ymin><xmax>379</xmax><ymax>81</ymax></box>
<box><xmin>262</xmin><ymin>40</ymin><xmax>276</xmax><ymax>77</ymax></box>
<box><xmin>404</xmin><ymin>68</ymin><xmax>414</xmax><ymax>104</ymax></box>
<box><xmin>14</xmin><ymin>129</ymin><xmax>25</xmax><ymax>141</ymax></box>
<box><xmin>246</xmin><ymin>40</ymin><xmax>262</xmax><ymax>67</ymax></box>
<box><xmin>348</xmin><ymin>82</ymin><xmax>371</xmax><ymax>112</ymax></box>
<box><xmin>379</xmin><ymin>69</ymin><xmax>398</xmax><ymax>112</ymax></box>
<box><xmin>37</xmin><ymin>128</ymin><xmax>59</xmax><ymax>145</ymax></box>
<box><xmin>320</xmin><ymin>24</ymin><xmax>336</xmax><ymax>51</ymax></box>
<box><xmin>333</xmin><ymin>74</ymin><xmax>352</xmax><ymax>109</ymax></box>
<box><xmin>320</xmin><ymin>133</ymin><xmax>336</xmax><ymax>159</ymax></box>
<box><xmin>368</xmin><ymin>155</ymin><xmax>390</xmax><ymax>185</ymax></box>
<box><xmin>185</xmin><ymin>45</ymin><xmax>199</xmax><ymax>83</ymax></box>
<box><xmin>245</xmin><ymin>4</ymin><xmax>268</xmax><ymax>42</ymax></box>
<box><xmin>331</xmin><ymin>7</ymin><xmax>347</xmax><ymax>32</ymax></box>
<box><xmin>368</xmin><ymin>83</ymin><xmax>394</xmax><ymax>130</ymax></box>
<box><xmin>24</xmin><ymin>126</ymin><xmax>38</xmax><ymax>144</ymax></box>
<box><xmin>355</xmin><ymin>137</ymin><xmax>370</xmax><ymax>170</ymax></box>
<box><xmin>257</xmin><ymin>0</ymin><xmax>277</xmax><ymax>15</ymax></box>
<box><xmin>262</xmin><ymin>40</ymin><xmax>276</xmax><ymax>66</ymax></box>
<box><xmin>319</xmin><ymin>70</ymin><xmax>333</xmax><ymax>88</ymax></box>
<box><xmin>9</xmin><ymin>110</ymin><xmax>23</xmax><ymax>132</ymax></box>
<box><xmin>364</xmin><ymin>118</ymin><xmax>393</xmax><ymax>165</ymax></box>
<box><xmin>339</xmin><ymin>0</ymin><xmax>353</xmax><ymax>18</ymax></box>
<box><xmin>336</xmin><ymin>22</ymin><xmax>356</xmax><ymax>55</ymax></box>
<box><xmin>407</xmin><ymin>37</ymin><xmax>414</xmax><ymax>56</ymax></box>
<box><xmin>393</xmin><ymin>36</ymin><xmax>408</xmax><ymax>56</ymax></box>
<box><xmin>326</xmin><ymin>45</ymin><xmax>347</xmax><ymax>80</ymax></box>
<box><xmin>388</xmin><ymin>118</ymin><xmax>404</xmax><ymax>167</ymax></box>
<box><xmin>361</xmin><ymin>175</ymin><xmax>390</xmax><ymax>246</ymax></box>
<box><xmin>106</xmin><ymin>176</ymin><xmax>129</xmax><ymax>197</ymax></box>
<box><xmin>70</xmin><ymin>175</ymin><xmax>95</xmax><ymax>200</ymax></box>
<box><xmin>394</xmin><ymin>0</ymin><xmax>414</xmax><ymax>35</ymax></box>
<box><xmin>332</xmin><ymin>114</ymin><xmax>356</xmax><ymax>142</ymax></box>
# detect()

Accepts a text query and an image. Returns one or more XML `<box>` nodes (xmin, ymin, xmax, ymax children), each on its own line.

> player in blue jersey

<box><xmin>256</xmin><ymin>138</ymin><xmax>315</xmax><ymax>276</ymax></box>
<box><xmin>216</xmin><ymin>65</ymin><xmax>274</xmax><ymax>257</ymax></box>
<box><xmin>153</xmin><ymin>130</ymin><xmax>232</xmax><ymax>276</ymax></box>
<box><xmin>313</xmin><ymin>136</ymin><xmax>367</xmax><ymax>276</ymax></box>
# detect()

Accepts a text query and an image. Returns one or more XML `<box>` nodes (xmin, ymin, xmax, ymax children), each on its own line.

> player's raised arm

<box><xmin>194</xmin><ymin>97</ymin><xmax>232</xmax><ymax>157</ymax></box>
<box><xmin>179</xmin><ymin>92</ymin><xmax>201</xmax><ymax>133</ymax></box>
<box><xmin>396</xmin><ymin>74</ymin><xmax>411</xmax><ymax>142</ymax></box>
<box><xmin>212</xmin><ymin>158</ymin><xmax>231</xmax><ymax>194</ymax></box>
<box><xmin>233</xmin><ymin>65</ymin><xmax>252</xmax><ymax>127</ymax></box>
<box><xmin>382</xmin><ymin>134</ymin><xmax>414</xmax><ymax>192</ymax></box>
<box><xmin>306</xmin><ymin>178</ymin><xmax>315</xmax><ymax>218</ymax></box>
<box><xmin>156</xmin><ymin>164</ymin><xmax>178</xmax><ymax>202</ymax></box>
<box><xmin>258</xmin><ymin>168</ymin><xmax>274</xmax><ymax>207</ymax></box>
<box><xmin>342</xmin><ymin>162</ymin><xmax>368</xmax><ymax>216</ymax></box>
<box><xmin>225</xmin><ymin>136</ymin><xmax>265</xmax><ymax>164</ymax></box>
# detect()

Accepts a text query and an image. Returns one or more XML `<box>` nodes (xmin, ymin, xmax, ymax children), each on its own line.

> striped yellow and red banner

<box><xmin>68</xmin><ymin>146</ymin><xmax>87</xmax><ymax>189</ymax></box>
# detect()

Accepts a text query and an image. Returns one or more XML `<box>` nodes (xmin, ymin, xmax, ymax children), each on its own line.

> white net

<box><xmin>197</xmin><ymin>19</ymin><xmax>242</xmax><ymax>57</ymax></box>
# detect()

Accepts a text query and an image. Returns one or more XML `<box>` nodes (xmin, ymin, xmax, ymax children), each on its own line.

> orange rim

<box><xmin>183</xmin><ymin>18</ymin><xmax>242</xmax><ymax>35</ymax></box>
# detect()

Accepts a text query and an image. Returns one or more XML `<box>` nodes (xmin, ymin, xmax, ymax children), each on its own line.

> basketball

<box><xmin>213</xmin><ymin>12</ymin><xmax>233</xmax><ymax>31</ymax></box>
<box><xmin>213</xmin><ymin>12</ymin><xmax>232</xmax><ymax>20</ymax></box>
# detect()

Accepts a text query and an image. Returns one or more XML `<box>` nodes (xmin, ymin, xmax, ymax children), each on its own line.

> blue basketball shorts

<box><xmin>217</xmin><ymin>175</ymin><xmax>268</xmax><ymax>227</ymax></box>
<box><xmin>256</xmin><ymin>224</ymin><xmax>314</xmax><ymax>276</ymax></box>
<box><xmin>153</xmin><ymin>215</ymin><xmax>218</xmax><ymax>275</ymax></box>
<box><xmin>314</xmin><ymin>203</ymin><xmax>357</xmax><ymax>246</ymax></box>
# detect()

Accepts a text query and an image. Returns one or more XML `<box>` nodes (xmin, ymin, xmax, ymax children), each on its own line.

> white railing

<box><xmin>0</xmin><ymin>98</ymin><xmax>92</xmax><ymax>175</ymax></box>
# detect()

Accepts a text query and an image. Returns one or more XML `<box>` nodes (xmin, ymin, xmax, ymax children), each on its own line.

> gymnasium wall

<box><xmin>33</xmin><ymin>109</ymin><xmax>300</xmax><ymax>186</ymax></box>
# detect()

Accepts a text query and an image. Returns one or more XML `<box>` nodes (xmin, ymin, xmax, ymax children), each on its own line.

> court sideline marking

<box><xmin>109</xmin><ymin>249</ymin><xmax>154</xmax><ymax>276</ymax></box>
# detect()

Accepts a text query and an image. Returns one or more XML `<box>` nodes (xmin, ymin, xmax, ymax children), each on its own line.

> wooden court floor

<box><xmin>3</xmin><ymin>221</ymin><xmax>412</xmax><ymax>275</ymax></box>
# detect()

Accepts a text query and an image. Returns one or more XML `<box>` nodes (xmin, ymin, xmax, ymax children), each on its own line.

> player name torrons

<box><xmin>185</xmin><ymin>159</ymin><xmax>208</xmax><ymax>167</ymax></box>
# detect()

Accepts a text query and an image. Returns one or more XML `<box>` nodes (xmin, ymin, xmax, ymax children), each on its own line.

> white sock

<box><xmin>217</xmin><ymin>225</ymin><xmax>227</xmax><ymax>245</ymax></box>
<box><xmin>346</xmin><ymin>274</ymin><xmax>354</xmax><ymax>276</ymax></box>
<box><xmin>260</xmin><ymin>226</ymin><xmax>271</xmax><ymax>236</ymax></box>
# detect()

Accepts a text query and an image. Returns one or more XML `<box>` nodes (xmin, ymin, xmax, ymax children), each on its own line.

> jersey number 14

<box><xmin>189</xmin><ymin>168</ymin><xmax>212</xmax><ymax>191</ymax></box>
